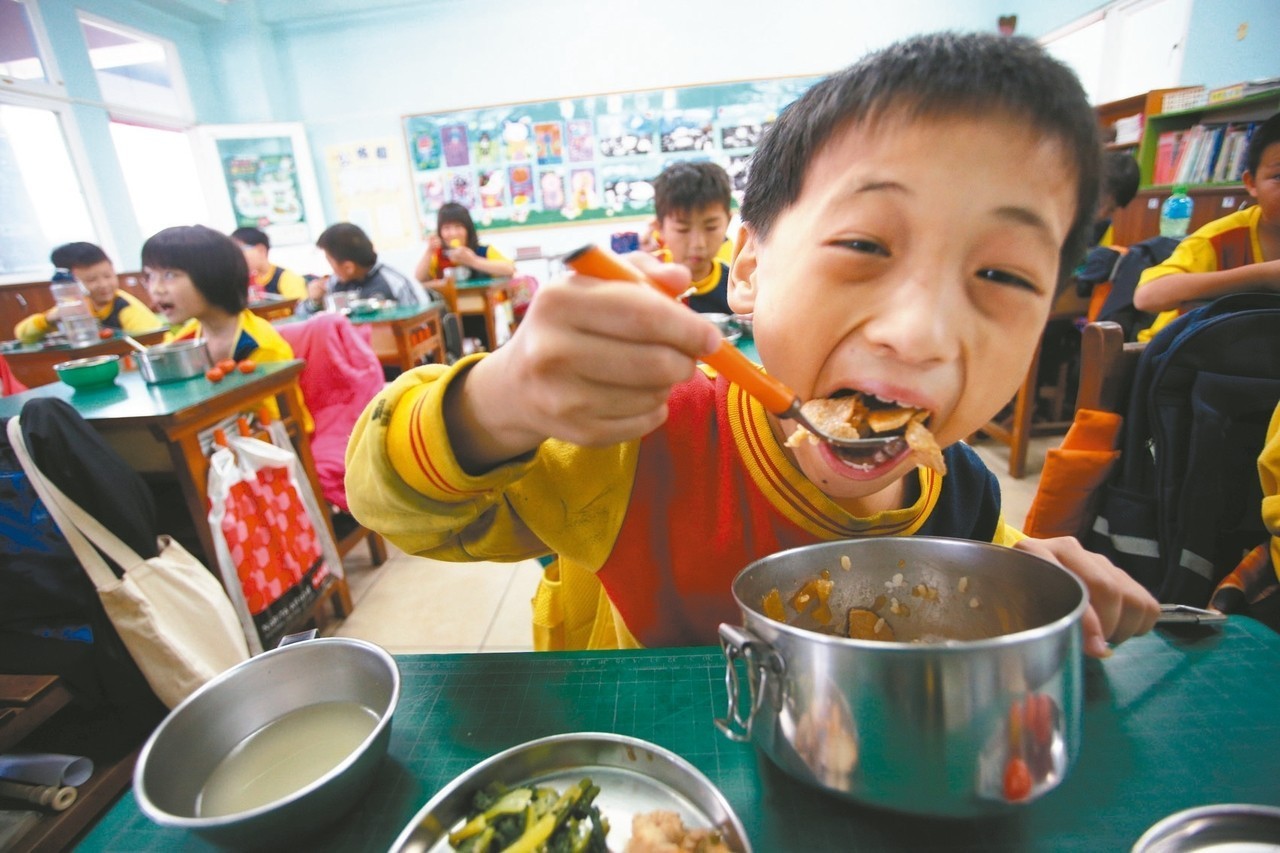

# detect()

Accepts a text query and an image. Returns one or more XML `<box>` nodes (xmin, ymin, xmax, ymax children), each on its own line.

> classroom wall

<box><xmin>23</xmin><ymin>0</ymin><xmax>1278</xmax><ymax>278</ymax></box>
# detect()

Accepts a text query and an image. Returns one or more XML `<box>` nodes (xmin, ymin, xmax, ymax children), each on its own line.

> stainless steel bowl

<box><xmin>136</xmin><ymin>339</ymin><xmax>211</xmax><ymax>384</ymax></box>
<box><xmin>716</xmin><ymin>537</ymin><xmax>1086</xmax><ymax>817</ymax></box>
<box><xmin>134</xmin><ymin>638</ymin><xmax>400</xmax><ymax>848</ymax></box>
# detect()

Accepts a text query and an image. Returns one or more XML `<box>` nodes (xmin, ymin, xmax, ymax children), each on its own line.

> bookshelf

<box><xmin>1107</xmin><ymin>86</ymin><xmax>1280</xmax><ymax>245</ymax></box>
<box><xmin>1138</xmin><ymin>89</ymin><xmax>1280</xmax><ymax>189</ymax></box>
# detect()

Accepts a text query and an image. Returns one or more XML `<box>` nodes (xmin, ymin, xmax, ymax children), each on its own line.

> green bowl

<box><xmin>54</xmin><ymin>354</ymin><xmax>121</xmax><ymax>389</ymax></box>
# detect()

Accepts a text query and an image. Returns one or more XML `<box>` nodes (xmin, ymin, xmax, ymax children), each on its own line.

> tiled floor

<box><xmin>322</xmin><ymin>434</ymin><xmax>1064</xmax><ymax>653</ymax></box>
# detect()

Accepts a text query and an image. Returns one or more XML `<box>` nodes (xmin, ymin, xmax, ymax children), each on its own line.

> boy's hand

<box><xmin>447</xmin><ymin>245</ymin><xmax>478</xmax><ymax>266</ymax></box>
<box><xmin>306</xmin><ymin>277</ymin><xmax>328</xmax><ymax>304</ymax></box>
<box><xmin>426</xmin><ymin>234</ymin><xmax>442</xmax><ymax>253</ymax></box>
<box><xmin>447</xmin><ymin>252</ymin><xmax>722</xmax><ymax>471</ymax></box>
<box><xmin>1013</xmin><ymin>536</ymin><xmax>1160</xmax><ymax>659</ymax></box>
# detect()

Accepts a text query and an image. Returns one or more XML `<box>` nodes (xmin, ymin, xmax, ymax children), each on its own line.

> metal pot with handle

<box><xmin>715</xmin><ymin>537</ymin><xmax>1087</xmax><ymax>817</ymax></box>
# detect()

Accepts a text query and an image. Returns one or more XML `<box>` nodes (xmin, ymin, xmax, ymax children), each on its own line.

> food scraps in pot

<box><xmin>627</xmin><ymin>811</ymin><xmax>733</xmax><ymax>853</ymax></box>
<box><xmin>448</xmin><ymin>777</ymin><xmax>608</xmax><ymax>852</ymax></box>
<box><xmin>784</xmin><ymin>393</ymin><xmax>946</xmax><ymax>475</ymax></box>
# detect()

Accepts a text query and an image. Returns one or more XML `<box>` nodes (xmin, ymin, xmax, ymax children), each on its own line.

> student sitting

<box><xmin>649</xmin><ymin>161</ymin><xmax>735</xmax><ymax>314</ymax></box>
<box><xmin>1092</xmin><ymin>151</ymin><xmax>1140</xmax><ymax>248</ymax></box>
<box><xmin>304</xmin><ymin>223</ymin><xmax>427</xmax><ymax>315</ymax></box>
<box><xmin>142</xmin><ymin>225</ymin><xmax>312</xmax><ymax>431</ymax></box>
<box><xmin>413</xmin><ymin>202</ymin><xmax>516</xmax><ymax>284</ymax></box>
<box><xmin>230</xmin><ymin>227</ymin><xmax>309</xmax><ymax>301</ymax></box>
<box><xmin>345</xmin><ymin>32</ymin><xmax>1159</xmax><ymax>657</ymax></box>
<box><xmin>14</xmin><ymin>242</ymin><xmax>163</xmax><ymax>344</ymax></box>
<box><xmin>1133</xmin><ymin>111</ymin><xmax>1280</xmax><ymax>341</ymax></box>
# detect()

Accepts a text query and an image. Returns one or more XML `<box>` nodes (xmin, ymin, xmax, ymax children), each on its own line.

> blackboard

<box><xmin>402</xmin><ymin>75</ymin><xmax>822</xmax><ymax>231</ymax></box>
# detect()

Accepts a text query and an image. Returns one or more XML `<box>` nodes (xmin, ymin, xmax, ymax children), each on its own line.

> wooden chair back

<box><xmin>1076</xmin><ymin>321</ymin><xmax>1147</xmax><ymax>414</ymax></box>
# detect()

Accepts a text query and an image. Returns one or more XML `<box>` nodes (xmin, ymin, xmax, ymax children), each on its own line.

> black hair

<box><xmin>1102</xmin><ymin>151</ymin><xmax>1140</xmax><ymax>209</ymax></box>
<box><xmin>140</xmin><ymin>225</ymin><xmax>248</xmax><ymax>315</ymax></box>
<box><xmin>1245</xmin><ymin>111</ymin><xmax>1280</xmax><ymax>178</ymax></box>
<box><xmin>50</xmin><ymin>241</ymin><xmax>110</xmax><ymax>270</ymax></box>
<box><xmin>316</xmin><ymin>222</ymin><xmax>378</xmax><ymax>268</ymax></box>
<box><xmin>653</xmin><ymin>160</ymin><xmax>732</xmax><ymax>220</ymax></box>
<box><xmin>436</xmin><ymin>202</ymin><xmax>480</xmax><ymax>251</ymax></box>
<box><xmin>740</xmin><ymin>32</ymin><xmax>1101</xmax><ymax>292</ymax></box>
<box><xmin>230</xmin><ymin>226</ymin><xmax>270</xmax><ymax>249</ymax></box>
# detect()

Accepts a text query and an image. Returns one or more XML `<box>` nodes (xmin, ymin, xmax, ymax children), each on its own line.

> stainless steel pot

<box><xmin>134</xmin><ymin>637</ymin><xmax>399</xmax><ymax>848</ymax></box>
<box><xmin>716</xmin><ymin>537</ymin><xmax>1086</xmax><ymax>817</ymax></box>
<box><xmin>136</xmin><ymin>339</ymin><xmax>211</xmax><ymax>384</ymax></box>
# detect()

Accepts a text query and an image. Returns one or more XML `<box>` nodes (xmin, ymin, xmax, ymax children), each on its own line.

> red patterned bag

<box><xmin>207</xmin><ymin>434</ymin><xmax>343</xmax><ymax>653</ymax></box>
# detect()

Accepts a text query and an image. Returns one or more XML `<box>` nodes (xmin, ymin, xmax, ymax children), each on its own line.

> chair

<box><xmin>1075</xmin><ymin>321</ymin><xmax>1146</xmax><ymax>413</ymax></box>
<box><xmin>978</xmin><ymin>288</ymin><xmax>1090</xmax><ymax>478</ymax></box>
<box><xmin>276</xmin><ymin>313</ymin><xmax>387</xmax><ymax>566</ymax></box>
<box><xmin>1020</xmin><ymin>322</ymin><xmax>1145</xmax><ymax>540</ymax></box>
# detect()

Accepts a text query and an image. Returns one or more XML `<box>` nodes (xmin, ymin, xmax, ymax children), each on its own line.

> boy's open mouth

<box><xmin>786</xmin><ymin>390</ymin><xmax>947</xmax><ymax>474</ymax></box>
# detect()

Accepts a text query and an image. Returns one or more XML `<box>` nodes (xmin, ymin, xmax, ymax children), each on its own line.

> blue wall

<box><xmin>21</xmin><ymin>0</ymin><xmax>1280</xmax><ymax>274</ymax></box>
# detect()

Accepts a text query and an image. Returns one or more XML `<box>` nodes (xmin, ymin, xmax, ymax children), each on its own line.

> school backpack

<box><xmin>1084</xmin><ymin>292</ymin><xmax>1280</xmax><ymax>605</ymax></box>
<box><xmin>0</xmin><ymin>398</ymin><xmax>164</xmax><ymax>715</ymax></box>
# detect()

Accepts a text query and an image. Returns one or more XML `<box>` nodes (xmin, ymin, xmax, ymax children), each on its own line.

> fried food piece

<box><xmin>785</xmin><ymin>395</ymin><xmax>946</xmax><ymax>477</ymax></box>
<box><xmin>627</xmin><ymin>811</ymin><xmax>733</xmax><ymax>853</ymax></box>
<box><xmin>904</xmin><ymin>412</ymin><xmax>946</xmax><ymax>475</ymax></box>
<box><xmin>762</xmin><ymin>588</ymin><xmax>787</xmax><ymax>623</ymax></box>
<box><xmin>846</xmin><ymin>607</ymin><xmax>895</xmax><ymax>641</ymax></box>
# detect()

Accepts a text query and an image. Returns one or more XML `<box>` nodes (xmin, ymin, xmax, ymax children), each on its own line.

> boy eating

<box><xmin>15</xmin><ymin>242</ymin><xmax>162</xmax><ymax>343</ymax></box>
<box><xmin>650</xmin><ymin>161</ymin><xmax>736</xmax><ymax>314</ymax></box>
<box><xmin>346</xmin><ymin>33</ymin><xmax>1159</xmax><ymax>656</ymax></box>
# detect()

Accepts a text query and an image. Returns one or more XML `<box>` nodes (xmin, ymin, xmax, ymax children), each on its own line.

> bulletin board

<box><xmin>401</xmin><ymin>75</ymin><xmax>822</xmax><ymax>231</ymax></box>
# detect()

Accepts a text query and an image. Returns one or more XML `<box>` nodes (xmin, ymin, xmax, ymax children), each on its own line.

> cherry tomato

<box><xmin>205</xmin><ymin>367</ymin><xmax>225</xmax><ymax>383</ymax></box>
<box><xmin>237</xmin><ymin>359</ymin><xmax>256</xmax><ymax>374</ymax></box>
<box><xmin>216</xmin><ymin>359</ymin><xmax>236</xmax><ymax>373</ymax></box>
<box><xmin>1003</xmin><ymin>757</ymin><xmax>1032</xmax><ymax>802</ymax></box>
<box><xmin>98</xmin><ymin>327</ymin><xmax>115</xmax><ymax>340</ymax></box>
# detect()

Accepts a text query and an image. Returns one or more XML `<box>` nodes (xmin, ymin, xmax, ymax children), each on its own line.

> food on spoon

<box><xmin>784</xmin><ymin>393</ymin><xmax>946</xmax><ymax>474</ymax></box>
<box><xmin>627</xmin><ymin>811</ymin><xmax>733</xmax><ymax>853</ymax></box>
<box><xmin>448</xmin><ymin>777</ymin><xmax>608</xmax><ymax>852</ymax></box>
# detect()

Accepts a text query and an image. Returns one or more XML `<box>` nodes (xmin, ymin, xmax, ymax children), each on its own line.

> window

<box><xmin>0</xmin><ymin>100</ymin><xmax>97</xmax><ymax>277</ymax></box>
<box><xmin>0</xmin><ymin>0</ymin><xmax>57</xmax><ymax>91</ymax></box>
<box><xmin>110</xmin><ymin>122</ymin><xmax>211</xmax><ymax>238</ymax></box>
<box><xmin>78</xmin><ymin>14</ymin><xmax>191</xmax><ymax>122</ymax></box>
<box><xmin>1041</xmin><ymin>0</ymin><xmax>1192</xmax><ymax>104</ymax></box>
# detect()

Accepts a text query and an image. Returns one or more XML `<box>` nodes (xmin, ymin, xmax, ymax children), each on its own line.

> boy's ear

<box><xmin>728</xmin><ymin>224</ymin><xmax>759</xmax><ymax>314</ymax></box>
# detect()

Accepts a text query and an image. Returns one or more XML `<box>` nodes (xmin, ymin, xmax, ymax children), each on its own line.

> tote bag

<box><xmin>207</xmin><ymin>432</ymin><xmax>343</xmax><ymax>654</ymax></box>
<box><xmin>8</xmin><ymin>418</ymin><xmax>250</xmax><ymax>709</ymax></box>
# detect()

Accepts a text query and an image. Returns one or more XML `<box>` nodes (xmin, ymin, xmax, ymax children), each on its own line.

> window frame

<box><xmin>0</xmin><ymin>0</ymin><xmax>66</xmax><ymax>98</ymax></box>
<box><xmin>1040</xmin><ymin>0</ymin><xmax>1193</xmax><ymax>105</ymax></box>
<box><xmin>75</xmin><ymin>9</ymin><xmax>197</xmax><ymax>127</ymax></box>
<box><xmin>0</xmin><ymin>89</ymin><xmax>117</xmax><ymax>285</ymax></box>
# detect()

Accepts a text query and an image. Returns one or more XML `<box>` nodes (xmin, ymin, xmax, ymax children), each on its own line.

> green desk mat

<box><xmin>78</xmin><ymin>618</ymin><xmax>1280</xmax><ymax>852</ymax></box>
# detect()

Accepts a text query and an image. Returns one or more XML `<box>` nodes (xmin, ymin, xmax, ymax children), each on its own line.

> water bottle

<box><xmin>49</xmin><ymin>268</ymin><xmax>99</xmax><ymax>346</ymax></box>
<box><xmin>1159</xmin><ymin>185</ymin><xmax>1194</xmax><ymax>239</ymax></box>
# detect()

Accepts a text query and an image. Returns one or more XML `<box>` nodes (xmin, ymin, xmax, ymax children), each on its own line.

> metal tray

<box><xmin>1132</xmin><ymin>803</ymin><xmax>1280</xmax><ymax>852</ymax></box>
<box><xmin>390</xmin><ymin>732</ymin><xmax>751</xmax><ymax>852</ymax></box>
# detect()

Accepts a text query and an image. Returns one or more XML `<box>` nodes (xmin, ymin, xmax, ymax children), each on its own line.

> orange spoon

<box><xmin>562</xmin><ymin>245</ymin><xmax>903</xmax><ymax>450</ymax></box>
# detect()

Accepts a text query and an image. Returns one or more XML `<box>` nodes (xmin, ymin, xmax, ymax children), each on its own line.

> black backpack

<box><xmin>1084</xmin><ymin>293</ymin><xmax>1280</xmax><ymax>605</ymax></box>
<box><xmin>0</xmin><ymin>399</ymin><xmax>164</xmax><ymax>715</ymax></box>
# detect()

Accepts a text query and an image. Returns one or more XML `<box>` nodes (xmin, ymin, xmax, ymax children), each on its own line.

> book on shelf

<box><xmin>1159</xmin><ymin>121</ymin><xmax>1259</xmax><ymax>185</ymax></box>
<box><xmin>1153</xmin><ymin>130</ymin><xmax>1184</xmax><ymax>185</ymax></box>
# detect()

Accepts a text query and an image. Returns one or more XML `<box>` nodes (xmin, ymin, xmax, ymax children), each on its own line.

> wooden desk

<box><xmin>247</xmin><ymin>296</ymin><xmax>298</xmax><ymax>322</ymax></box>
<box><xmin>79</xmin><ymin>618</ymin><xmax>1280</xmax><ymax>851</ymax></box>
<box><xmin>430</xmin><ymin>276</ymin><xmax>516</xmax><ymax>351</ymax></box>
<box><xmin>0</xmin><ymin>363</ymin><xmax>352</xmax><ymax>628</ymax></box>
<box><xmin>0</xmin><ymin>329</ymin><xmax>167</xmax><ymax>389</ymax></box>
<box><xmin>350</xmin><ymin>303</ymin><xmax>445</xmax><ymax>371</ymax></box>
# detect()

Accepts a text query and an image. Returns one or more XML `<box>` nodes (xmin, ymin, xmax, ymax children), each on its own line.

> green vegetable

<box><xmin>449</xmin><ymin>778</ymin><xmax>608</xmax><ymax>853</ymax></box>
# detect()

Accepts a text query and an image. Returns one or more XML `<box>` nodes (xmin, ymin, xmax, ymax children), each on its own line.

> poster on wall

<box><xmin>401</xmin><ymin>75</ymin><xmax>821</xmax><ymax>231</ymax></box>
<box><xmin>323</xmin><ymin>137</ymin><xmax>418</xmax><ymax>252</ymax></box>
<box><xmin>215</xmin><ymin>136</ymin><xmax>309</xmax><ymax>246</ymax></box>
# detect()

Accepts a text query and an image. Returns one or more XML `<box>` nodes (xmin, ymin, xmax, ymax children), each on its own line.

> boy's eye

<box><xmin>835</xmin><ymin>238</ymin><xmax>889</xmax><ymax>257</ymax></box>
<box><xmin>976</xmin><ymin>268</ymin><xmax>1040</xmax><ymax>293</ymax></box>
